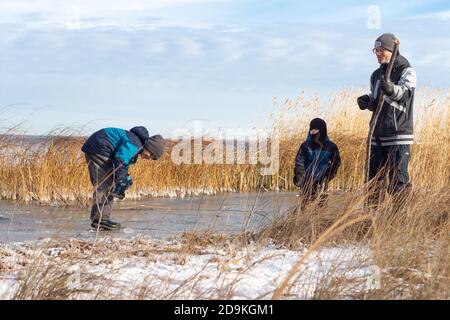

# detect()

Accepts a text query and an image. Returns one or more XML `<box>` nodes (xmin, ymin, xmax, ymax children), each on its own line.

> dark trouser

<box><xmin>298</xmin><ymin>178</ymin><xmax>329</xmax><ymax>207</ymax></box>
<box><xmin>85</xmin><ymin>154</ymin><xmax>114</xmax><ymax>221</ymax></box>
<box><xmin>369</xmin><ymin>144</ymin><xmax>412</xmax><ymax>195</ymax></box>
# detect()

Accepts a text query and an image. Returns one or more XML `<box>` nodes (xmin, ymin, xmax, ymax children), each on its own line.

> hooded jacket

<box><xmin>294</xmin><ymin>130</ymin><xmax>341</xmax><ymax>184</ymax></box>
<box><xmin>367</xmin><ymin>53</ymin><xmax>416</xmax><ymax>146</ymax></box>
<box><xmin>81</xmin><ymin>126</ymin><xmax>150</xmax><ymax>182</ymax></box>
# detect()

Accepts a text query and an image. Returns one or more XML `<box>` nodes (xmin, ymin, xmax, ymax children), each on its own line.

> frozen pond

<box><xmin>0</xmin><ymin>192</ymin><xmax>299</xmax><ymax>243</ymax></box>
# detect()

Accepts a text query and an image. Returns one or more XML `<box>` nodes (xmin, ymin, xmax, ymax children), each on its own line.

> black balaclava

<box><xmin>309</xmin><ymin>118</ymin><xmax>327</xmax><ymax>146</ymax></box>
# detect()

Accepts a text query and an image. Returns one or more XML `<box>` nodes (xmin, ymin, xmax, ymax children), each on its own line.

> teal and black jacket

<box><xmin>82</xmin><ymin>126</ymin><xmax>149</xmax><ymax>182</ymax></box>
<box><xmin>294</xmin><ymin>134</ymin><xmax>341</xmax><ymax>184</ymax></box>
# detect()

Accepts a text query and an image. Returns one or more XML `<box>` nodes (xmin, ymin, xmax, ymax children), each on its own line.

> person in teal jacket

<box><xmin>82</xmin><ymin>126</ymin><xmax>165</xmax><ymax>231</ymax></box>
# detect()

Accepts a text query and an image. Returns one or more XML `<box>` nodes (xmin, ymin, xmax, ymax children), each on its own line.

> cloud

<box><xmin>176</xmin><ymin>36</ymin><xmax>204</xmax><ymax>58</ymax></box>
<box><xmin>1</xmin><ymin>0</ymin><xmax>449</xmax><ymax>135</ymax></box>
<box><xmin>0</xmin><ymin>0</ymin><xmax>219</xmax><ymax>30</ymax></box>
<box><xmin>0</xmin><ymin>0</ymin><xmax>213</xmax><ymax>14</ymax></box>
<box><xmin>412</xmin><ymin>9</ymin><xmax>450</xmax><ymax>21</ymax></box>
<box><xmin>260</xmin><ymin>37</ymin><xmax>291</xmax><ymax>61</ymax></box>
<box><xmin>434</xmin><ymin>10</ymin><xmax>450</xmax><ymax>20</ymax></box>
<box><xmin>145</xmin><ymin>40</ymin><xmax>169</xmax><ymax>55</ymax></box>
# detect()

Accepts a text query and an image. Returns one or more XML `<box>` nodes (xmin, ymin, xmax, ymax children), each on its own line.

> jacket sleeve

<box><xmin>294</xmin><ymin>143</ymin><xmax>307</xmax><ymax>177</ymax></box>
<box><xmin>367</xmin><ymin>72</ymin><xmax>377</xmax><ymax>112</ymax></box>
<box><xmin>324</xmin><ymin>144</ymin><xmax>341</xmax><ymax>180</ymax></box>
<box><xmin>112</xmin><ymin>157</ymin><xmax>129</xmax><ymax>184</ymax></box>
<box><xmin>112</xmin><ymin>139</ymin><xmax>140</xmax><ymax>183</ymax></box>
<box><xmin>389</xmin><ymin>67</ymin><xmax>417</xmax><ymax>103</ymax></box>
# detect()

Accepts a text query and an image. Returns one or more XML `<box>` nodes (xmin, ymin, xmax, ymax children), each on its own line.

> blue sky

<box><xmin>0</xmin><ymin>0</ymin><xmax>449</xmax><ymax>136</ymax></box>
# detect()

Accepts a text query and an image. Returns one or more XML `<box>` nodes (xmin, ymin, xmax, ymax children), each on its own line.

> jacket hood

<box><xmin>381</xmin><ymin>53</ymin><xmax>411</xmax><ymax>73</ymax></box>
<box><xmin>394</xmin><ymin>53</ymin><xmax>411</xmax><ymax>69</ymax></box>
<box><xmin>130</xmin><ymin>126</ymin><xmax>150</xmax><ymax>145</ymax></box>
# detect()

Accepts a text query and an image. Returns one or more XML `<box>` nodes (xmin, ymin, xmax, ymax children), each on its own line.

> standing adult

<box><xmin>357</xmin><ymin>33</ymin><xmax>416</xmax><ymax>199</ymax></box>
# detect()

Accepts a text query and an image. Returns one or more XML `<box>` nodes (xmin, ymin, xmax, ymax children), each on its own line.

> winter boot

<box><xmin>91</xmin><ymin>218</ymin><xmax>121</xmax><ymax>231</ymax></box>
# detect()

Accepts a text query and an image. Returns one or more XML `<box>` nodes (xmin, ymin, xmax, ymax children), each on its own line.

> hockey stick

<box><xmin>364</xmin><ymin>39</ymin><xmax>400</xmax><ymax>184</ymax></box>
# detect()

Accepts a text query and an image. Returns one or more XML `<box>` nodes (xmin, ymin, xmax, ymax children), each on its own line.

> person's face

<box><xmin>373</xmin><ymin>47</ymin><xmax>392</xmax><ymax>64</ymax></box>
<box><xmin>310</xmin><ymin>129</ymin><xmax>320</xmax><ymax>135</ymax></box>
<box><xmin>140</xmin><ymin>149</ymin><xmax>153</xmax><ymax>160</ymax></box>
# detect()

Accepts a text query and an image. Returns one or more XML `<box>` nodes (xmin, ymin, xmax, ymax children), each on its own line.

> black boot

<box><xmin>91</xmin><ymin>218</ymin><xmax>121</xmax><ymax>231</ymax></box>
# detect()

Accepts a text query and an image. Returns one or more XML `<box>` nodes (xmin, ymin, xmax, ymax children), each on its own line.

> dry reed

<box><xmin>0</xmin><ymin>87</ymin><xmax>448</xmax><ymax>204</ymax></box>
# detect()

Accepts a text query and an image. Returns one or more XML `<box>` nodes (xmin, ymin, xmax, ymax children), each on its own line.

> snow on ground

<box><xmin>0</xmin><ymin>237</ymin><xmax>376</xmax><ymax>299</ymax></box>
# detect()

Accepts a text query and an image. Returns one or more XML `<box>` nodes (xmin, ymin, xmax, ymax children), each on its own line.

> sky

<box><xmin>0</xmin><ymin>0</ymin><xmax>449</xmax><ymax>136</ymax></box>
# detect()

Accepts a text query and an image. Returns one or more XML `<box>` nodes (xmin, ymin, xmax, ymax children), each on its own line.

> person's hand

<box><xmin>126</xmin><ymin>175</ymin><xmax>133</xmax><ymax>187</ymax></box>
<box><xmin>111</xmin><ymin>191</ymin><xmax>125</xmax><ymax>200</ymax></box>
<box><xmin>380</xmin><ymin>75</ymin><xmax>395</xmax><ymax>96</ymax></box>
<box><xmin>357</xmin><ymin>94</ymin><xmax>371</xmax><ymax>110</ymax></box>
<box><xmin>111</xmin><ymin>180</ymin><xmax>127</xmax><ymax>199</ymax></box>
<box><xmin>293</xmin><ymin>175</ymin><xmax>304</xmax><ymax>187</ymax></box>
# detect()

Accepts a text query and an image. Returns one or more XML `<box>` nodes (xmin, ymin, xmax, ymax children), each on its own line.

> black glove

<box><xmin>293</xmin><ymin>175</ymin><xmax>304</xmax><ymax>187</ymax></box>
<box><xmin>126</xmin><ymin>175</ymin><xmax>133</xmax><ymax>187</ymax></box>
<box><xmin>111</xmin><ymin>191</ymin><xmax>125</xmax><ymax>200</ymax></box>
<box><xmin>380</xmin><ymin>75</ymin><xmax>395</xmax><ymax>96</ymax></box>
<box><xmin>357</xmin><ymin>94</ymin><xmax>371</xmax><ymax>110</ymax></box>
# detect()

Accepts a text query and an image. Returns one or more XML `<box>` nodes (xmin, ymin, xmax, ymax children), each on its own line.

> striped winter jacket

<box><xmin>81</xmin><ymin>126</ymin><xmax>149</xmax><ymax>182</ymax></box>
<box><xmin>368</xmin><ymin>54</ymin><xmax>416</xmax><ymax>147</ymax></box>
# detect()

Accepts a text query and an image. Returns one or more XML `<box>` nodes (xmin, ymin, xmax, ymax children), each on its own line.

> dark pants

<box><xmin>369</xmin><ymin>144</ymin><xmax>412</xmax><ymax>195</ymax></box>
<box><xmin>85</xmin><ymin>154</ymin><xmax>114</xmax><ymax>221</ymax></box>
<box><xmin>297</xmin><ymin>178</ymin><xmax>329</xmax><ymax>208</ymax></box>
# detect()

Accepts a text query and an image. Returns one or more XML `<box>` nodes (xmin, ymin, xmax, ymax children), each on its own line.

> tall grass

<box><xmin>260</xmin><ymin>186</ymin><xmax>449</xmax><ymax>300</ymax></box>
<box><xmin>0</xmin><ymin>87</ymin><xmax>448</xmax><ymax>204</ymax></box>
<box><xmin>0</xmin><ymin>87</ymin><xmax>448</xmax><ymax>300</ymax></box>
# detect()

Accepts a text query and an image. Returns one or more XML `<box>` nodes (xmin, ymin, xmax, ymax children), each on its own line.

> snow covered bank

<box><xmin>0</xmin><ymin>237</ymin><xmax>377</xmax><ymax>299</ymax></box>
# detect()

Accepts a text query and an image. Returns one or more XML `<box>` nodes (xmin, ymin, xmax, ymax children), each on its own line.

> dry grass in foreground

<box><xmin>258</xmin><ymin>187</ymin><xmax>449</xmax><ymax>300</ymax></box>
<box><xmin>0</xmin><ymin>186</ymin><xmax>447</xmax><ymax>300</ymax></box>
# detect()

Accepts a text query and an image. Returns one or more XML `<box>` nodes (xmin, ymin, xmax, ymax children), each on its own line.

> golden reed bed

<box><xmin>0</xmin><ymin>87</ymin><xmax>448</xmax><ymax>204</ymax></box>
<box><xmin>0</xmin><ymin>88</ymin><xmax>448</xmax><ymax>300</ymax></box>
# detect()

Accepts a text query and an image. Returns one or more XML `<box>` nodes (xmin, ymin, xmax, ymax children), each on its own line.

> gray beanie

<box><xmin>374</xmin><ymin>33</ymin><xmax>397</xmax><ymax>52</ymax></box>
<box><xmin>144</xmin><ymin>135</ymin><xmax>166</xmax><ymax>160</ymax></box>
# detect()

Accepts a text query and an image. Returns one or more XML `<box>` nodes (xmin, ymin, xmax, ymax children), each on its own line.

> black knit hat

<box><xmin>374</xmin><ymin>33</ymin><xmax>397</xmax><ymax>52</ymax></box>
<box><xmin>144</xmin><ymin>135</ymin><xmax>166</xmax><ymax>160</ymax></box>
